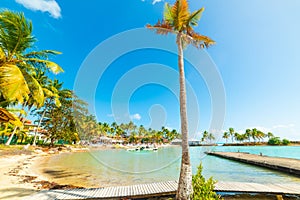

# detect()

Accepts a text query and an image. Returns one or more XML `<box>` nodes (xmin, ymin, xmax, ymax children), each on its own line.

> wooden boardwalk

<box><xmin>27</xmin><ymin>181</ymin><xmax>300</xmax><ymax>199</ymax></box>
<box><xmin>206</xmin><ymin>151</ymin><xmax>300</xmax><ymax>176</ymax></box>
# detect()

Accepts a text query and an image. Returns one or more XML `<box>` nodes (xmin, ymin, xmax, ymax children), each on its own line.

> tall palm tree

<box><xmin>147</xmin><ymin>1</ymin><xmax>215</xmax><ymax>198</ymax></box>
<box><xmin>32</xmin><ymin>78</ymin><xmax>64</xmax><ymax>146</ymax></box>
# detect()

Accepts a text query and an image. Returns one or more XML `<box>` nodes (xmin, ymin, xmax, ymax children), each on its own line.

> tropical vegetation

<box><xmin>191</xmin><ymin>163</ymin><xmax>220</xmax><ymax>200</ymax></box>
<box><xmin>222</xmin><ymin>127</ymin><xmax>291</xmax><ymax>146</ymax></box>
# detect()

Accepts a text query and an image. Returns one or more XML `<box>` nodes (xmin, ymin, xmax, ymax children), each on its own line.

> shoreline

<box><xmin>0</xmin><ymin>146</ymin><xmax>90</xmax><ymax>200</ymax></box>
<box><xmin>1</xmin><ymin>145</ymin><xmax>300</xmax><ymax>199</ymax></box>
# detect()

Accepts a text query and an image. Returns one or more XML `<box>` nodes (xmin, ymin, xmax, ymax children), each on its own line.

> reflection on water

<box><xmin>36</xmin><ymin>146</ymin><xmax>300</xmax><ymax>187</ymax></box>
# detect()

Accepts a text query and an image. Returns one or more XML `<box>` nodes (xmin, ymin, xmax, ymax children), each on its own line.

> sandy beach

<box><xmin>0</xmin><ymin>154</ymin><xmax>43</xmax><ymax>200</ymax></box>
<box><xmin>0</xmin><ymin>146</ymin><xmax>89</xmax><ymax>200</ymax></box>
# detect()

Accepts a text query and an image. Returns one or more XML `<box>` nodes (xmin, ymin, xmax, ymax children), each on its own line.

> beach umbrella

<box><xmin>0</xmin><ymin>108</ymin><xmax>22</xmax><ymax>126</ymax></box>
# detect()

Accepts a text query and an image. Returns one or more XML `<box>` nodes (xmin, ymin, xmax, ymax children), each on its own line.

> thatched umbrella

<box><xmin>0</xmin><ymin>108</ymin><xmax>21</xmax><ymax>125</ymax></box>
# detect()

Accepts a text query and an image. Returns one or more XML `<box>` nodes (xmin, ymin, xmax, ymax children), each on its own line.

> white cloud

<box><xmin>15</xmin><ymin>0</ymin><xmax>61</xmax><ymax>19</ymax></box>
<box><xmin>152</xmin><ymin>0</ymin><xmax>163</xmax><ymax>5</ymax></box>
<box><xmin>130</xmin><ymin>113</ymin><xmax>141</xmax><ymax>120</ymax></box>
<box><xmin>272</xmin><ymin>124</ymin><xmax>295</xmax><ymax>129</ymax></box>
<box><xmin>140</xmin><ymin>0</ymin><xmax>163</xmax><ymax>5</ymax></box>
<box><xmin>107</xmin><ymin>114</ymin><xmax>114</xmax><ymax>118</ymax></box>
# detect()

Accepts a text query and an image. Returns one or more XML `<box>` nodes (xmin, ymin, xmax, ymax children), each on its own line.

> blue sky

<box><xmin>2</xmin><ymin>0</ymin><xmax>300</xmax><ymax>140</ymax></box>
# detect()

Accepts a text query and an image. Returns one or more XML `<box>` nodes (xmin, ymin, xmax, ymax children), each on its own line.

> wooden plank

<box><xmin>27</xmin><ymin>180</ymin><xmax>300</xmax><ymax>199</ymax></box>
<box><xmin>206</xmin><ymin>152</ymin><xmax>300</xmax><ymax>177</ymax></box>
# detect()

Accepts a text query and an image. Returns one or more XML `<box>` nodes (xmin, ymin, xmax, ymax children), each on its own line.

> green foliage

<box><xmin>282</xmin><ymin>139</ymin><xmax>290</xmax><ymax>145</ymax></box>
<box><xmin>268</xmin><ymin>137</ymin><xmax>281</xmax><ymax>145</ymax></box>
<box><xmin>191</xmin><ymin>163</ymin><xmax>221</xmax><ymax>200</ymax></box>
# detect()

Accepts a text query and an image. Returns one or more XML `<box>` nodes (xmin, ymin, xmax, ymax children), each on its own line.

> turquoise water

<box><xmin>38</xmin><ymin>146</ymin><xmax>300</xmax><ymax>187</ymax></box>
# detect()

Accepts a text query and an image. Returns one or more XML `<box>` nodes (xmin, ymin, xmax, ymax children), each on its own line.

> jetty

<box><xmin>27</xmin><ymin>180</ymin><xmax>300</xmax><ymax>199</ymax></box>
<box><xmin>206</xmin><ymin>151</ymin><xmax>300</xmax><ymax>176</ymax></box>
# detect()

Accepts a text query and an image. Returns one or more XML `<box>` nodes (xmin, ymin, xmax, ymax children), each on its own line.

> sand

<box><xmin>0</xmin><ymin>146</ymin><xmax>88</xmax><ymax>200</ymax></box>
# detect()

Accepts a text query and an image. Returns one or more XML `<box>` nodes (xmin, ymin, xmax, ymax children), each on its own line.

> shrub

<box><xmin>282</xmin><ymin>139</ymin><xmax>290</xmax><ymax>145</ymax></box>
<box><xmin>191</xmin><ymin>163</ymin><xmax>221</xmax><ymax>200</ymax></box>
<box><xmin>268</xmin><ymin>137</ymin><xmax>281</xmax><ymax>145</ymax></box>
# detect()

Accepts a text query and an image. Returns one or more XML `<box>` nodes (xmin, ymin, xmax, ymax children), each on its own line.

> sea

<box><xmin>35</xmin><ymin>146</ymin><xmax>300</xmax><ymax>188</ymax></box>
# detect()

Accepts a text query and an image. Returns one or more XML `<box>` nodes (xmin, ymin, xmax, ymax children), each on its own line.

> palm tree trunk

<box><xmin>33</xmin><ymin>108</ymin><xmax>46</xmax><ymax>146</ymax></box>
<box><xmin>5</xmin><ymin>102</ymin><xmax>27</xmax><ymax>145</ymax></box>
<box><xmin>176</xmin><ymin>33</ymin><xmax>192</xmax><ymax>200</ymax></box>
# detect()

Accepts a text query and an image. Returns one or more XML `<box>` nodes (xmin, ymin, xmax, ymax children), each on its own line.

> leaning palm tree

<box><xmin>0</xmin><ymin>10</ymin><xmax>63</xmax><ymax>145</ymax></box>
<box><xmin>147</xmin><ymin>1</ymin><xmax>215</xmax><ymax>199</ymax></box>
<box><xmin>0</xmin><ymin>10</ymin><xmax>63</xmax><ymax>104</ymax></box>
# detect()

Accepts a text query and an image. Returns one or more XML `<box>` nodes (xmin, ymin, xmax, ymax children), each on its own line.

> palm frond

<box><xmin>164</xmin><ymin>3</ymin><xmax>174</xmax><ymax>24</ymax></box>
<box><xmin>21</xmin><ymin>68</ymin><xmax>45</xmax><ymax>108</ymax></box>
<box><xmin>23</xmin><ymin>50</ymin><xmax>62</xmax><ymax>59</ymax></box>
<box><xmin>0</xmin><ymin>63</ymin><xmax>29</xmax><ymax>103</ymax></box>
<box><xmin>146</xmin><ymin>20</ymin><xmax>174</xmax><ymax>35</ymax></box>
<box><xmin>187</xmin><ymin>8</ymin><xmax>204</xmax><ymax>27</ymax></box>
<box><xmin>24</xmin><ymin>58</ymin><xmax>64</xmax><ymax>74</ymax></box>
<box><xmin>171</xmin><ymin>0</ymin><xmax>190</xmax><ymax>31</ymax></box>
<box><xmin>0</xmin><ymin>10</ymin><xmax>35</xmax><ymax>58</ymax></box>
<box><xmin>182</xmin><ymin>32</ymin><xmax>216</xmax><ymax>49</ymax></box>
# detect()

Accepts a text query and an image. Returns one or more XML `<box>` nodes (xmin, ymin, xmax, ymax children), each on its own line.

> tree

<box><xmin>147</xmin><ymin>1</ymin><xmax>215</xmax><ymax>198</ymax></box>
<box><xmin>252</xmin><ymin>128</ymin><xmax>258</xmax><ymax>143</ymax></box>
<box><xmin>222</xmin><ymin>132</ymin><xmax>229</xmax><ymax>143</ymax></box>
<box><xmin>201</xmin><ymin>130</ymin><xmax>209</xmax><ymax>144</ymax></box>
<box><xmin>229</xmin><ymin>127</ymin><xmax>235</xmax><ymax>143</ymax></box>
<box><xmin>207</xmin><ymin>132</ymin><xmax>215</xmax><ymax>144</ymax></box>
<box><xmin>245</xmin><ymin>129</ymin><xmax>252</xmax><ymax>143</ymax></box>
<box><xmin>0</xmin><ymin>10</ymin><xmax>63</xmax><ymax>104</ymax></box>
<box><xmin>0</xmin><ymin>10</ymin><xmax>63</xmax><ymax>145</ymax></box>
<box><xmin>267</xmin><ymin>132</ymin><xmax>274</xmax><ymax>139</ymax></box>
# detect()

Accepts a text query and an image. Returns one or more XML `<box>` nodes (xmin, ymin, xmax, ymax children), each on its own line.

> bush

<box><xmin>191</xmin><ymin>163</ymin><xmax>221</xmax><ymax>200</ymax></box>
<box><xmin>282</xmin><ymin>139</ymin><xmax>290</xmax><ymax>145</ymax></box>
<box><xmin>268</xmin><ymin>137</ymin><xmax>281</xmax><ymax>145</ymax></box>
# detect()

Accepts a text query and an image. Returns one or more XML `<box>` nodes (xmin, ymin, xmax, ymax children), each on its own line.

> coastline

<box><xmin>1</xmin><ymin>145</ymin><xmax>300</xmax><ymax>200</ymax></box>
<box><xmin>0</xmin><ymin>146</ymin><xmax>89</xmax><ymax>200</ymax></box>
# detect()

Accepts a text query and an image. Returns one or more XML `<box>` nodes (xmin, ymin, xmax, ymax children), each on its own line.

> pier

<box><xmin>27</xmin><ymin>180</ymin><xmax>300</xmax><ymax>199</ymax></box>
<box><xmin>206</xmin><ymin>151</ymin><xmax>300</xmax><ymax>176</ymax></box>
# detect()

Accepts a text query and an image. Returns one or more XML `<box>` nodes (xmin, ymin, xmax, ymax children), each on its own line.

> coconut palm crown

<box><xmin>146</xmin><ymin>0</ymin><xmax>215</xmax><ymax>49</ymax></box>
<box><xmin>0</xmin><ymin>10</ymin><xmax>63</xmax><ymax>105</ymax></box>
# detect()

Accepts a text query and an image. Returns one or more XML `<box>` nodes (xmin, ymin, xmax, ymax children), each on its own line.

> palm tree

<box><xmin>32</xmin><ymin>79</ymin><xmax>65</xmax><ymax>145</ymax></box>
<box><xmin>222</xmin><ymin>131</ymin><xmax>230</xmax><ymax>143</ymax></box>
<box><xmin>229</xmin><ymin>127</ymin><xmax>235</xmax><ymax>143</ymax></box>
<box><xmin>201</xmin><ymin>130</ymin><xmax>209</xmax><ymax>144</ymax></box>
<box><xmin>252</xmin><ymin>128</ymin><xmax>258</xmax><ymax>143</ymax></box>
<box><xmin>207</xmin><ymin>132</ymin><xmax>215</xmax><ymax>144</ymax></box>
<box><xmin>245</xmin><ymin>129</ymin><xmax>252</xmax><ymax>143</ymax></box>
<box><xmin>0</xmin><ymin>11</ymin><xmax>63</xmax><ymax>145</ymax></box>
<box><xmin>0</xmin><ymin>10</ymin><xmax>63</xmax><ymax>104</ymax></box>
<box><xmin>267</xmin><ymin>132</ymin><xmax>274</xmax><ymax>139</ymax></box>
<box><xmin>147</xmin><ymin>1</ymin><xmax>215</xmax><ymax>198</ymax></box>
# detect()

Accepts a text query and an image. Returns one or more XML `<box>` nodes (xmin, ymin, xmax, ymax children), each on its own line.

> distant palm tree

<box><xmin>207</xmin><ymin>132</ymin><xmax>215</xmax><ymax>144</ymax></box>
<box><xmin>229</xmin><ymin>127</ymin><xmax>235</xmax><ymax>143</ymax></box>
<box><xmin>147</xmin><ymin>1</ymin><xmax>215</xmax><ymax>198</ymax></box>
<box><xmin>245</xmin><ymin>129</ymin><xmax>252</xmax><ymax>142</ymax></box>
<box><xmin>201</xmin><ymin>130</ymin><xmax>209</xmax><ymax>143</ymax></box>
<box><xmin>252</xmin><ymin>128</ymin><xmax>258</xmax><ymax>143</ymax></box>
<box><xmin>223</xmin><ymin>131</ymin><xmax>230</xmax><ymax>143</ymax></box>
<box><xmin>267</xmin><ymin>132</ymin><xmax>274</xmax><ymax>139</ymax></box>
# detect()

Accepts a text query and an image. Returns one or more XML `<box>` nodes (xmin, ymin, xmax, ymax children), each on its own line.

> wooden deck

<box><xmin>27</xmin><ymin>180</ymin><xmax>300</xmax><ymax>199</ymax></box>
<box><xmin>206</xmin><ymin>151</ymin><xmax>300</xmax><ymax>176</ymax></box>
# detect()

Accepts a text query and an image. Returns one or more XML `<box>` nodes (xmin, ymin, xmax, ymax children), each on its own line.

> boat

<box><xmin>126</xmin><ymin>146</ymin><xmax>158</xmax><ymax>152</ymax></box>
